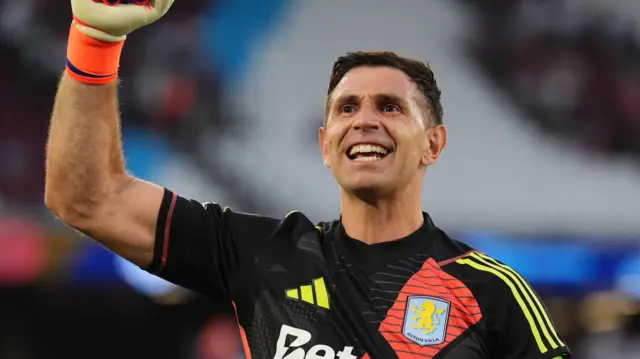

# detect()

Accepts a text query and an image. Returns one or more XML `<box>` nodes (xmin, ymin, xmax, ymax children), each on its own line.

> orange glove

<box><xmin>66</xmin><ymin>0</ymin><xmax>175</xmax><ymax>84</ymax></box>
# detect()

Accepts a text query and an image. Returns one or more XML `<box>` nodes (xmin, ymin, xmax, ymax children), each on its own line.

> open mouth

<box><xmin>346</xmin><ymin>143</ymin><xmax>393</xmax><ymax>162</ymax></box>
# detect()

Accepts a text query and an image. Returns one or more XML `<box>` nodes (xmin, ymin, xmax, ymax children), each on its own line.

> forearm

<box><xmin>42</xmin><ymin>0</ymin><xmax>173</xmax><ymax>265</ymax></box>
<box><xmin>45</xmin><ymin>74</ymin><xmax>127</xmax><ymax>219</ymax></box>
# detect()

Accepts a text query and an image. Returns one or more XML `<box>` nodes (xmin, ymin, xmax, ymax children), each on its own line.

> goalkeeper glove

<box><xmin>66</xmin><ymin>0</ymin><xmax>175</xmax><ymax>84</ymax></box>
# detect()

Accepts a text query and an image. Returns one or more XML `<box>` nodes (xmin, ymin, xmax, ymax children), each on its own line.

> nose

<box><xmin>351</xmin><ymin>107</ymin><xmax>381</xmax><ymax>132</ymax></box>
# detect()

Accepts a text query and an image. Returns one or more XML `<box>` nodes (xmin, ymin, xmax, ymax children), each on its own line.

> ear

<box><xmin>421</xmin><ymin>125</ymin><xmax>447</xmax><ymax>167</ymax></box>
<box><xmin>319</xmin><ymin>127</ymin><xmax>330</xmax><ymax>168</ymax></box>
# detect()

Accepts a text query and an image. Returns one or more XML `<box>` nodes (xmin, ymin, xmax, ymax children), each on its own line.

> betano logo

<box><xmin>274</xmin><ymin>325</ymin><xmax>358</xmax><ymax>359</ymax></box>
<box><xmin>285</xmin><ymin>277</ymin><xmax>330</xmax><ymax>309</ymax></box>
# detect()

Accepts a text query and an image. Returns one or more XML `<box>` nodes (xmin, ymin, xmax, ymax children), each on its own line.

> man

<box><xmin>44</xmin><ymin>1</ymin><xmax>571</xmax><ymax>358</ymax></box>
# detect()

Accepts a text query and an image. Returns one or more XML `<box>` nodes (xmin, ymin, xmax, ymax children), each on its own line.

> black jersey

<box><xmin>144</xmin><ymin>190</ymin><xmax>572</xmax><ymax>359</ymax></box>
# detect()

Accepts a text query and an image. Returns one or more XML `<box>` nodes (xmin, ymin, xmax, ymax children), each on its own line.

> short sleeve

<box><xmin>487</xmin><ymin>265</ymin><xmax>572</xmax><ymax>359</ymax></box>
<box><xmin>143</xmin><ymin>189</ymin><xmax>281</xmax><ymax>299</ymax></box>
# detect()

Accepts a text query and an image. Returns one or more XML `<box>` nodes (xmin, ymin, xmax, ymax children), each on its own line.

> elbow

<box><xmin>44</xmin><ymin>171</ymin><xmax>72</xmax><ymax>219</ymax></box>
<box><xmin>44</xmin><ymin>185</ymin><xmax>101</xmax><ymax>227</ymax></box>
<box><xmin>44</xmin><ymin>174</ymin><xmax>130</xmax><ymax>226</ymax></box>
<box><xmin>44</xmin><ymin>184</ymin><xmax>64</xmax><ymax>217</ymax></box>
<box><xmin>44</xmin><ymin>191</ymin><xmax>86</xmax><ymax>227</ymax></box>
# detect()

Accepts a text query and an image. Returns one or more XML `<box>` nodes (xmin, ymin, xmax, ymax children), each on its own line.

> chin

<box><xmin>341</xmin><ymin>178</ymin><xmax>395</xmax><ymax>201</ymax></box>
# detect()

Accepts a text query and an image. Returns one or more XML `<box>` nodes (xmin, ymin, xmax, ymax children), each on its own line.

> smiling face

<box><xmin>320</xmin><ymin>66</ymin><xmax>446</xmax><ymax>198</ymax></box>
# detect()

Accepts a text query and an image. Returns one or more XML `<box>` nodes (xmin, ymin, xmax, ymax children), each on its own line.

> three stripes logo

<box><xmin>285</xmin><ymin>277</ymin><xmax>330</xmax><ymax>309</ymax></box>
<box><xmin>456</xmin><ymin>252</ymin><xmax>565</xmax><ymax>355</ymax></box>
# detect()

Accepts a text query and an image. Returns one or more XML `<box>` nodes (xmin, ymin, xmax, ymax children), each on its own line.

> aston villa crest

<box><xmin>402</xmin><ymin>296</ymin><xmax>451</xmax><ymax>346</ymax></box>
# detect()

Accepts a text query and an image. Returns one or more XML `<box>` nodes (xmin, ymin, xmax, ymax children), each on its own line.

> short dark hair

<box><xmin>324</xmin><ymin>51</ymin><xmax>443</xmax><ymax>126</ymax></box>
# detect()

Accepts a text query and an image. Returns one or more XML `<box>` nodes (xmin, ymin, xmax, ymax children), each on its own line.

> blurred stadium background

<box><xmin>1</xmin><ymin>0</ymin><xmax>640</xmax><ymax>358</ymax></box>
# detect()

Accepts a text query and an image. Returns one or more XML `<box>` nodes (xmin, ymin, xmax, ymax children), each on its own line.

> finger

<box><xmin>71</xmin><ymin>0</ymin><xmax>167</xmax><ymax>35</ymax></box>
<box><xmin>97</xmin><ymin>0</ymin><xmax>148</xmax><ymax>5</ymax></box>
<box><xmin>151</xmin><ymin>0</ymin><xmax>175</xmax><ymax>15</ymax></box>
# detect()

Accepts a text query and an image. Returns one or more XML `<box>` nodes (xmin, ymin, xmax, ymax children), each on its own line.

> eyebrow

<box><xmin>331</xmin><ymin>93</ymin><xmax>409</xmax><ymax>108</ymax></box>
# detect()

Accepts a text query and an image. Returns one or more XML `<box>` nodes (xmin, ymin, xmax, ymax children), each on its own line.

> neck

<box><xmin>340</xmin><ymin>183</ymin><xmax>424</xmax><ymax>245</ymax></box>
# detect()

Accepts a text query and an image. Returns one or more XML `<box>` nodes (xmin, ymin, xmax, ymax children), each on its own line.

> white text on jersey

<box><xmin>273</xmin><ymin>325</ymin><xmax>358</xmax><ymax>359</ymax></box>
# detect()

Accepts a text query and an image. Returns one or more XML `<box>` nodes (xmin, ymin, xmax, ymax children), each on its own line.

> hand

<box><xmin>71</xmin><ymin>0</ymin><xmax>175</xmax><ymax>42</ymax></box>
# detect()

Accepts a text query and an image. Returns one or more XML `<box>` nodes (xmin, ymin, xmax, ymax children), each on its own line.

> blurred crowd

<box><xmin>464</xmin><ymin>0</ymin><xmax>640</xmax><ymax>356</ymax></box>
<box><xmin>0</xmin><ymin>1</ymin><xmax>247</xmax><ymax>358</ymax></box>
<box><xmin>466</xmin><ymin>0</ymin><xmax>640</xmax><ymax>161</ymax></box>
<box><xmin>0</xmin><ymin>0</ymin><xmax>639</xmax><ymax>358</ymax></box>
<box><xmin>0</xmin><ymin>0</ymin><xmax>224</xmax><ymax>206</ymax></box>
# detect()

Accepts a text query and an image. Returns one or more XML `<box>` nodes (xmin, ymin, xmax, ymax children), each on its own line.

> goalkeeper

<box><xmin>45</xmin><ymin>1</ymin><xmax>571</xmax><ymax>358</ymax></box>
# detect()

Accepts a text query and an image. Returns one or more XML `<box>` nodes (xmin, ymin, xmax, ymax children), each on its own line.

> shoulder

<box><xmin>427</xmin><ymin>227</ymin><xmax>516</xmax><ymax>294</ymax></box>
<box><xmin>208</xmin><ymin>205</ymin><xmax>317</xmax><ymax>236</ymax></box>
<box><xmin>452</xmin><ymin>252</ymin><xmax>571</xmax><ymax>358</ymax></box>
<box><xmin>228</xmin><ymin>209</ymin><xmax>332</xmax><ymax>250</ymax></box>
<box><xmin>271</xmin><ymin>210</ymin><xmax>332</xmax><ymax>239</ymax></box>
<box><xmin>447</xmin><ymin>250</ymin><xmax>532</xmax><ymax>302</ymax></box>
<box><xmin>169</xmin><ymin>191</ymin><xmax>321</xmax><ymax>238</ymax></box>
<box><xmin>432</xmin><ymin>232</ymin><xmax>536</xmax><ymax>319</ymax></box>
<box><xmin>192</xmin><ymin>201</ymin><xmax>325</xmax><ymax>249</ymax></box>
<box><xmin>430</xmin><ymin>227</ymin><xmax>532</xmax><ymax>307</ymax></box>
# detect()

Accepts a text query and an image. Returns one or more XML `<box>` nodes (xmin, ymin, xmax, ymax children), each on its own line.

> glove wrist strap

<box><xmin>66</xmin><ymin>23</ymin><xmax>125</xmax><ymax>85</ymax></box>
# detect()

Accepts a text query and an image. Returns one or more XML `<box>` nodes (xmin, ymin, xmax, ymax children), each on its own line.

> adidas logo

<box><xmin>285</xmin><ymin>277</ymin><xmax>330</xmax><ymax>309</ymax></box>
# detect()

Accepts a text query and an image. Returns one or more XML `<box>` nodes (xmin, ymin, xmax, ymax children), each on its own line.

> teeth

<box><xmin>353</xmin><ymin>155</ymin><xmax>381</xmax><ymax>162</ymax></box>
<box><xmin>349</xmin><ymin>144</ymin><xmax>389</xmax><ymax>156</ymax></box>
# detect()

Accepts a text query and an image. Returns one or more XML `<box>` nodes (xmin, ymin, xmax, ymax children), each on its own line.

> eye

<box><xmin>339</xmin><ymin>104</ymin><xmax>357</xmax><ymax>114</ymax></box>
<box><xmin>381</xmin><ymin>104</ymin><xmax>400</xmax><ymax>113</ymax></box>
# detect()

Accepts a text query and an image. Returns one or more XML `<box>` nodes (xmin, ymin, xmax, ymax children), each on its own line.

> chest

<box><xmin>235</xmin><ymin>249</ymin><xmax>489</xmax><ymax>359</ymax></box>
<box><xmin>331</xmin><ymin>255</ymin><xmax>489</xmax><ymax>359</ymax></box>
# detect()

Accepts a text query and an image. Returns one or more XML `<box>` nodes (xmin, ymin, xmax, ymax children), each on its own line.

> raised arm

<box><xmin>45</xmin><ymin>1</ymin><xmax>285</xmax><ymax>298</ymax></box>
<box><xmin>45</xmin><ymin>75</ymin><xmax>164</xmax><ymax>267</ymax></box>
<box><xmin>45</xmin><ymin>73</ymin><xmax>283</xmax><ymax>296</ymax></box>
<box><xmin>45</xmin><ymin>0</ymin><xmax>175</xmax><ymax>267</ymax></box>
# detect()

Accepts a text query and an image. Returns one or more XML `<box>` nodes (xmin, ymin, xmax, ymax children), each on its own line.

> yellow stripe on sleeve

<box><xmin>469</xmin><ymin>253</ymin><xmax>560</xmax><ymax>350</ymax></box>
<box><xmin>474</xmin><ymin>252</ymin><xmax>565</xmax><ymax>347</ymax></box>
<box><xmin>456</xmin><ymin>257</ymin><xmax>548</xmax><ymax>353</ymax></box>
